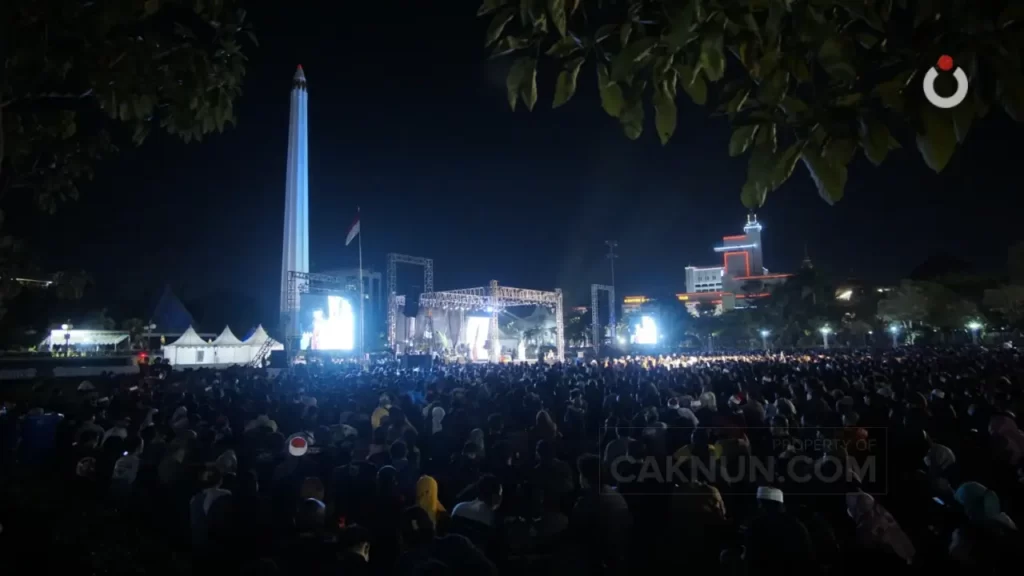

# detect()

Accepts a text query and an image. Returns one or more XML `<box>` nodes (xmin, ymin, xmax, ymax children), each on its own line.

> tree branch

<box><xmin>1</xmin><ymin>89</ymin><xmax>94</xmax><ymax>109</ymax></box>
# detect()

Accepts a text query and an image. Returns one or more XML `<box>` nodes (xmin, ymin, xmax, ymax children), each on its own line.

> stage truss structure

<box><xmin>391</xmin><ymin>279</ymin><xmax>564</xmax><ymax>362</ymax></box>
<box><xmin>283</xmin><ymin>271</ymin><xmax>361</xmax><ymax>363</ymax></box>
<box><xmin>591</xmin><ymin>283</ymin><xmax>616</xmax><ymax>347</ymax></box>
<box><xmin>386</xmin><ymin>253</ymin><xmax>434</xmax><ymax>350</ymax></box>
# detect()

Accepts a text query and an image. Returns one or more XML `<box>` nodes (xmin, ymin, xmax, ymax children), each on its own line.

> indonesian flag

<box><xmin>345</xmin><ymin>212</ymin><xmax>360</xmax><ymax>246</ymax></box>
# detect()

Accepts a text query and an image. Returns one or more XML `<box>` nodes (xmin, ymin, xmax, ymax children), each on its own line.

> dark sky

<box><xmin>27</xmin><ymin>1</ymin><xmax>1024</xmax><ymax>323</ymax></box>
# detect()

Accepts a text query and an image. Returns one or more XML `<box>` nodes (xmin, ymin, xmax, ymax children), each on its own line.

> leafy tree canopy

<box><xmin>1</xmin><ymin>0</ymin><xmax>254</xmax><ymax>309</ymax></box>
<box><xmin>478</xmin><ymin>0</ymin><xmax>1024</xmax><ymax>208</ymax></box>
<box><xmin>877</xmin><ymin>279</ymin><xmax>978</xmax><ymax>330</ymax></box>
<box><xmin>2</xmin><ymin>0</ymin><xmax>255</xmax><ymax>214</ymax></box>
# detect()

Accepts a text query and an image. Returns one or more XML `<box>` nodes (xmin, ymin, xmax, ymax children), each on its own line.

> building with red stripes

<box><xmin>679</xmin><ymin>214</ymin><xmax>791</xmax><ymax>313</ymax></box>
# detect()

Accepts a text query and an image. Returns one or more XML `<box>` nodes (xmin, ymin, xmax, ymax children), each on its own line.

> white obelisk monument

<box><xmin>280</xmin><ymin>65</ymin><xmax>310</xmax><ymax>322</ymax></box>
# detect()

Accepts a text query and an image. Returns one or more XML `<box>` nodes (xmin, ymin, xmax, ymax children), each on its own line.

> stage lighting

<box><xmin>635</xmin><ymin>316</ymin><xmax>658</xmax><ymax>345</ymax></box>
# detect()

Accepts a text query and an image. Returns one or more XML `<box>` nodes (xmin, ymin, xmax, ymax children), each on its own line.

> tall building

<box><xmin>679</xmin><ymin>214</ymin><xmax>791</xmax><ymax>313</ymax></box>
<box><xmin>280</xmin><ymin>65</ymin><xmax>310</xmax><ymax>315</ymax></box>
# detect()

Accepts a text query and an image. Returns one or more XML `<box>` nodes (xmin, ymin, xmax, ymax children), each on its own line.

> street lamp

<box><xmin>760</xmin><ymin>329</ymin><xmax>770</xmax><ymax>351</ymax></box>
<box><xmin>819</xmin><ymin>326</ymin><xmax>832</xmax><ymax>350</ymax></box>
<box><xmin>145</xmin><ymin>323</ymin><xmax>157</xmax><ymax>351</ymax></box>
<box><xmin>61</xmin><ymin>322</ymin><xmax>73</xmax><ymax>357</ymax></box>
<box><xmin>888</xmin><ymin>324</ymin><xmax>900</xmax><ymax>347</ymax></box>
<box><xmin>966</xmin><ymin>321</ymin><xmax>982</xmax><ymax>345</ymax></box>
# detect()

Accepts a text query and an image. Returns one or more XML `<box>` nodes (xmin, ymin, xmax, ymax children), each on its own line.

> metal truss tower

<box><xmin>386</xmin><ymin>253</ymin><xmax>434</xmax><ymax>350</ymax></box>
<box><xmin>590</xmin><ymin>283</ymin><xmax>615</xmax><ymax>347</ymax></box>
<box><xmin>414</xmin><ymin>281</ymin><xmax>565</xmax><ymax>361</ymax></box>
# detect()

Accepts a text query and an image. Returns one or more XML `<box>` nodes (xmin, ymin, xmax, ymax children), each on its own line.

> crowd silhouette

<box><xmin>1</xmin><ymin>347</ymin><xmax>1022</xmax><ymax>575</ymax></box>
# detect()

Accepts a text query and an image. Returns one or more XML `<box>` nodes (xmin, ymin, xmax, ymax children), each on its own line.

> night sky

<box><xmin>24</xmin><ymin>2</ymin><xmax>1024</xmax><ymax>323</ymax></box>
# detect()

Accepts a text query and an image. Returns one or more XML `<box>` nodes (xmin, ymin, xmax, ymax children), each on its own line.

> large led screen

<box><xmin>465</xmin><ymin>316</ymin><xmax>490</xmax><ymax>361</ymax></box>
<box><xmin>300</xmin><ymin>294</ymin><xmax>355</xmax><ymax>351</ymax></box>
<box><xmin>634</xmin><ymin>315</ymin><xmax>658</xmax><ymax>345</ymax></box>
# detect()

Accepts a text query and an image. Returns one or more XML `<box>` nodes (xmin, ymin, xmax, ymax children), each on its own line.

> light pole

<box><xmin>820</xmin><ymin>326</ymin><xmax>832</xmax><ymax>350</ymax></box>
<box><xmin>61</xmin><ymin>322</ymin><xmax>73</xmax><ymax>357</ymax></box>
<box><xmin>760</xmin><ymin>329</ymin><xmax>770</xmax><ymax>351</ymax></box>
<box><xmin>966</xmin><ymin>321</ymin><xmax>982</xmax><ymax>345</ymax></box>
<box><xmin>145</xmin><ymin>323</ymin><xmax>157</xmax><ymax>351</ymax></box>
<box><xmin>889</xmin><ymin>324</ymin><xmax>900</xmax><ymax>347</ymax></box>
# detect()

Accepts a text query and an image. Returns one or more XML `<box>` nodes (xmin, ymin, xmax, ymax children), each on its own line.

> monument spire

<box><xmin>281</xmin><ymin>65</ymin><xmax>310</xmax><ymax>317</ymax></box>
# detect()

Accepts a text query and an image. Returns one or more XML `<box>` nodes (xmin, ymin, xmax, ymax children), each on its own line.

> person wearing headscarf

<box><xmin>987</xmin><ymin>414</ymin><xmax>1024</xmax><ymax>466</ymax></box>
<box><xmin>416</xmin><ymin>475</ymin><xmax>447</xmax><ymax>528</ymax></box>
<box><xmin>924</xmin><ymin>443</ymin><xmax>957</xmax><ymax>500</ymax></box>
<box><xmin>530</xmin><ymin>410</ymin><xmax>559</xmax><ymax>450</ymax></box>
<box><xmin>845</xmin><ymin>491</ymin><xmax>916</xmax><ymax>565</ymax></box>
<box><xmin>468</xmin><ymin>428</ymin><xmax>486</xmax><ymax>458</ymax></box>
<box><xmin>677</xmin><ymin>482</ymin><xmax>731</xmax><ymax>574</ymax></box>
<box><xmin>950</xmin><ymin>481</ymin><xmax>1019</xmax><ymax>570</ymax></box>
<box><xmin>954</xmin><ymin>481</ymin><xmax>1017</xmax><ymax>531</ymax></box>
<box><xmin>370</xmin><ymin>393</ymin><xmax>391</xmax><ymax>429</ymax></box>
<box><xmin>430</xmin><ymin>406</ymin><xmax>446</xmax><ymax>434</ymax></box>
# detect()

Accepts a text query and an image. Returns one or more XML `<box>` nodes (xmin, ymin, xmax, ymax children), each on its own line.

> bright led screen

<box><xmin>465</xmin><ymin>316</ymin><xmax>490</xmax><ymax>361</ymax></box>
<box><xmin>300</xmin><ymin>294</ymin><xmax>355</xmax><ymax>351</ymax></box>
<box><xmin>635</xmin><ymin>315</ymin><xmax>658</xmax><ymax>345</ymax></box>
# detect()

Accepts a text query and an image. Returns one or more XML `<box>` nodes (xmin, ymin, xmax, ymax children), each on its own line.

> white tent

<box><xmin>161</xmin><ymin>326</ymin><xmax>212</xmax><ymax>365</ymax></box>
<box><xmin>244</xmin><ymin>324</ymin><xmax>283</xmax><ymax>365</ymax></box>
<box><xmin>161</xmin><ymin>324</ymin><xmax>282</xmax><ymax>367</ymax></box>
<box><xmin>209</xmin><ymin>326</ymin><xmax>249</xmax><ymax>364</ymax></box>
<box><xmin>212</xmin><ymin>326</ymin><xmax>243</xmax><ymax>345</ymax></box>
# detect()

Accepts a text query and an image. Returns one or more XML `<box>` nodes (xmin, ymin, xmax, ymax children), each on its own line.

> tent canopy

<box><xmin>166</xmin><ymin>326</ymin><xmax>208</xmax><ymax>347</ymax></box>
<box><xmin>244</xmin><ymin>325</ymin><xmax>271</xmax><ymax>345</ymax></box>
<box><xmin>212</xmin><ymin>326</ymin><xmax>243</xmax><ymax>346</ymax></box>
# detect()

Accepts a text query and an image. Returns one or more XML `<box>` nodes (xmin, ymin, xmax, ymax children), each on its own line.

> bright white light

<box><xmin>889</xmin><ymin>325</ymin><xmax>900</xmax><ymax>333</ymax></box>
<box><xmin>617</xmin><ymin>336</ymin><xmax>626</xmax><ymax>344</ymax></box>
<box><xmin>760</xmin><ymin>329</ymin><xmax>770</xmax><ymax>337</ymax></box>
<box><xmin>713</xmin><ymin>244</ymin><xmax>758</xmax><ymax>251</ymax></box>
<box><xmin>301</xmin><ymin>295</ymin><xmax>355</xmax><ymax>351</ymax></box>
<box><xmin>836</xmin><ymin>290</ymin><xmax>853</xmax><ymax>301</ymax></box>
<box><xmin>635</xmin><ymin>316</ymin><xmax>658</xmax><ymax>345</ymax></box>
<box><xmin>967</xmin><ymin>321</ymin><xmax>982</xmax><ymax>331</ymax></box>
<box><xmin>465</xmin><ymin>316</ymin><xmax>490</xmax><ymax>361</ymax></box>
<box><xmin>61</xmin><ymin>324</ymin><xmax>69</xmax><ymax>331</ymax></box>
<box><xmin>819</xmin><ymin>326</ymin><xmax>832</xmax><ymax>335</ymax></box>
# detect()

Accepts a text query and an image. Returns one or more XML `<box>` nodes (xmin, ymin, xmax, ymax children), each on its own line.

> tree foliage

<box><xmin>1</xmin><ymin>0</ymin><xmax>254</xmax><ymax>213</ymax></box>
<box><xmin>1</xmin><ymin>0</ymin><xmax>254</xmax><ymax>314</ymax></box>
<box><xmin>878</xmin><ymin>279</ymin><xmax>978</xmax><ymax>331</ymax></box>
<box><xmin>478</xmin><ymin>0</ymin><xmax>1024</xmax><ymax>208</ymax></box>
<box><xmin>984</xmin><ymin>284</ymin><xmax>1024</xmax><ymax>328</ymax></box>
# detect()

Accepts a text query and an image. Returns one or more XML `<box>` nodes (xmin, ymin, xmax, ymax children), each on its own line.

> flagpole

<box><xmin>357</xmin><ymin>207</ymin><xmax>365</xmax><ymax>365</ymax></box>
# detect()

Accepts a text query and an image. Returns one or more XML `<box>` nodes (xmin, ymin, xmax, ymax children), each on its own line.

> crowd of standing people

<box><xmin>1</xmin><ymin>347</ymin><xmax>1022</xmax><ymax>574</ymax></box>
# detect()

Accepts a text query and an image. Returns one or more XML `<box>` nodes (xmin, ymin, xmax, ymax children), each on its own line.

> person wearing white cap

<box><xmin>744</xmin><ymin>485</ymin><xmax>816</xmax><ymax>574</ymax></box>
<box><xmin>756</xmin><ymin>485</ymin><xmax>784</xmax><ymax>504</ymax></box>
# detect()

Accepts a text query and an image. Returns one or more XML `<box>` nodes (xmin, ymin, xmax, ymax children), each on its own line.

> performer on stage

<box><xmin>310</xmin><ymin>309</ymin><xmax>325</xmax><ymax>350</ymax></box>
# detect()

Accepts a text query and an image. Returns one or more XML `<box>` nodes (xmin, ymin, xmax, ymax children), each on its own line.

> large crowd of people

<box><xmin>1</xmin><ymin>348</ymin><xmax>1022</xmax><ymax>574</ymax></box>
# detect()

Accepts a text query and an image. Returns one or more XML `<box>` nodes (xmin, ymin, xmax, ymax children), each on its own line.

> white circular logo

<box><xmin>923</xmin><ymin>55</ymin><xmax>968</xmax><ymax>109</ymax></box>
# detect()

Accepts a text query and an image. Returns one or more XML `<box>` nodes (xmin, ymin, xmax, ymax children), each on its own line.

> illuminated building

<box><xmin>622</xmin><ymin>295</ymin><xmax>653</xmax><ymax>314</ymax></box>
<box><xmin>679</xmin><ymin>214</ymin><xmax>791</xmax><ymax>314</ymax></box>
